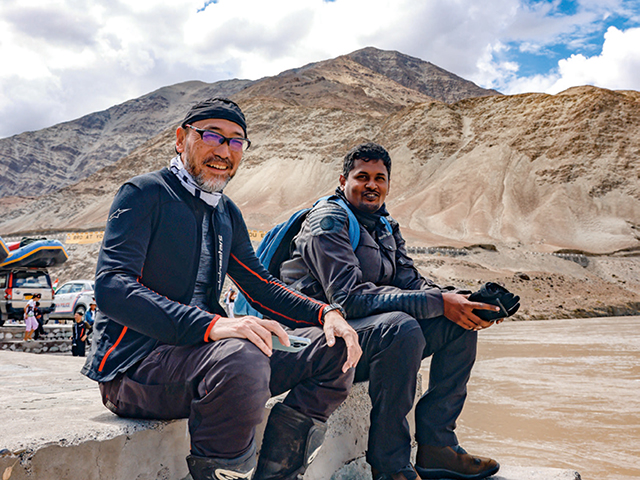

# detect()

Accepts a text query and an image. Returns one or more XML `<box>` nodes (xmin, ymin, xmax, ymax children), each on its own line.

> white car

<box><xmin>50</xmin><ymin>280</ymin><xmax>95</xmax><ymax>320</ymax></box>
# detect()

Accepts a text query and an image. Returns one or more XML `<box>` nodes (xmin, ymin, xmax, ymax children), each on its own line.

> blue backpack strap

<box><xmin>380</xmin><ymin>216</ymin><xmax>392</xmax><ymax>235</ymax></box>
<box><xmin>314</xmin><ymin>196</ymin><xmax>360</xmax><ymax>250</ymax></box>
<box><xmin>234</xmin><ymin>208</ymin><xmax>311</xmax><ymax>319</ymax></box>
<box><xmin>321</xmin><ymin>195</ymin><xmax>391</xmax><ymax>239</ymax></box>
<box><xmin>234</xmin><ymin>196</ymin><xmax>362</xmax><ymax>318</ymax></box>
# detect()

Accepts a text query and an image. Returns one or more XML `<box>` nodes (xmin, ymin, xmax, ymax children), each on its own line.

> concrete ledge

<box><xmin>331</xmin><ymin>460</ymin><xmax>581</xmax><ymax>480</ymax></box>
<box><xmin>0</xmin><ymin>350</ymin><xmax>190</xmax><ymax>480</ymax></box>
<box><xmin>262</xmin><ymin>375</ymin><xmax>421</xmax><ymax>480</ymax></box>
<box><xmin>0</xmin><ymin>350</ymin><xmax>582</xmax><ymax>480</ymax></box>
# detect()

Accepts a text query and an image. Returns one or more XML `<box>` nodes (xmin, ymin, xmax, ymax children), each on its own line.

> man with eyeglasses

<box><xmin>277</xmin><ymin>143</ymin><xmax>514</xmax><ymax>480</ymax></box>
<box><xmin>82</xmin><ymin>97</ymin><xmax>361</xmax><ymax>480</ymax></box>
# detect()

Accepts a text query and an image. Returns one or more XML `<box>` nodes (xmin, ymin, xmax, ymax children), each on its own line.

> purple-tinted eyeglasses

<box><xmin>185</xmin><ymin>124</ymin><xmax>251</xmax><ymax>152</ymax></box>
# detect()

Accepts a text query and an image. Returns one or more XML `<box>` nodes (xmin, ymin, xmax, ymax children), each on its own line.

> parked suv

<box><xmin>49</xmin><ymin>280</ymin><xmax>95</xmax><ymax>320</ymax></box>
<box><xmin>0</xmin><ymin>267</ymin><xmax>55</xmax><ymax>326</ymax></box>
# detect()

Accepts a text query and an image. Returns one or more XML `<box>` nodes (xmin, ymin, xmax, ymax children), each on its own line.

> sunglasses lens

<box><xmin>228</xmin><ymin>139</ymin><xmax>245</xmax><ymax>152</ymax></box>
<box><xmin>196</xmin><ymin>127</ymin><xmax>248</xmax><ymax>152</ymax></box>
<box><xmin>201</xmin><ymin>131</ymin><xmax>225</xmax><ymax>146</ymax></box>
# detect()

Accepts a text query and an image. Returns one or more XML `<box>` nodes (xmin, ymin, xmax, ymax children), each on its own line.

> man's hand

<box><xmin>442</xmin><ymin>292</ymin><xmax>501</xmax><ymax>331</ymax></box>
<box><xmin>209</xmin><ymin>316</ymin><xmax>290</xmax><ymax>357</ymax></box>
<box><xmin>322</xmin><ymin>311</ymin><xmax>362</xmax><ymax>373</ymax></box>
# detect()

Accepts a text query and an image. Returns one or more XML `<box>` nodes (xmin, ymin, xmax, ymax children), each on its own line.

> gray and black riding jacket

<box><xmin>280</xmin><ymin>196</ymin><xmax>451</xmax><ymax>320</ymax></box>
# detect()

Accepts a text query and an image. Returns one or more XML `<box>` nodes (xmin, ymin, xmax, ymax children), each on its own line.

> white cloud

<box><xmin>499</xmin><ymin>26</ymin><xmax>640</xmax><ymax>94</ymax></box>
<box><xmin>548</xmin><ymin>26</ymin><xmax>640</xmax><ymax>92</ymax></box>
<box><xmin>0</xmin><ymin>0</ymin><xmax>639</xmax><ymax>138</ymax></box>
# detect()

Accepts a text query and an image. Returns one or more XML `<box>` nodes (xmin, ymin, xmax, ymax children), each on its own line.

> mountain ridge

<box><xmin>0</xmin><ymin>79</ymin><xmax>252</xmax><ymax>198</ymax></box>
<box><xmin>0</xmin><ymin>48</ymin><xmax>638</xmax><ymax>256</ymax></box>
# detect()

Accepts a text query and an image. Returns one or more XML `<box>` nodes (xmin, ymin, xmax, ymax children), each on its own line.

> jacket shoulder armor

<box><xmin>126</xmin><ymin>169</ymin><xmax>166</xmax><ymax>189</ymax></box>
<box><xmin>307</xmin><ymin>201</ymin><xmax>349</xmax><ymax>237</ymax></box>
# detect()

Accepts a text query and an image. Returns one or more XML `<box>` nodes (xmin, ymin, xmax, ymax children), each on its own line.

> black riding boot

<box><xmin>253</xmin><ymin>403</ymin><xmax>327</xmax><ymax>480</ymax></box>
<box><xmin>186</xmin><ymin>442</ymin><xmax>256</xmax><ymax>480</ymax></box>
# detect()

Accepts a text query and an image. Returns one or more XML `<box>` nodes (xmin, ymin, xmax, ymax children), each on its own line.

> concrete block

<box><xmin>0</xmin><ymin>350</ymin><xmax>190</xmax><ymax>480</ymax></box>
<box><xmin>495</xmin><ymin>466</ymin><xmax>582</xmax><ymax>480</ymax></box>
<box><xmin>326</xmin><ymin>459</ymin><xmax>582</xmax><ymax>480</ymax></box>
<box><xmin>0</xmin><ymin>350</ymin><xmax>582</xmax><ymax>480</ymax></box>
<box><xmin>300</xmin><ymin>375</ymin><xmax>421</xmax><ymax>480</ymax></box>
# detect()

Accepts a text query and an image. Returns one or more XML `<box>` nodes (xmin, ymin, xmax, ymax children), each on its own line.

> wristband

<box><xmin>321</xmin><ymin>303</ymin><xmax>346</xmax><ymax>322</ymax></box>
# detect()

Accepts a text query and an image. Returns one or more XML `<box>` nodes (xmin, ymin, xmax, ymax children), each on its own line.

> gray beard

<box><xmin>183</xmin><ymin>151</ymin><xmax>231</xmax><ymax>193</ymax></box>
<box><xmin>193</xmin><ymin>171</ymin><xmax>230</xmax><ymax>193</ymax></box>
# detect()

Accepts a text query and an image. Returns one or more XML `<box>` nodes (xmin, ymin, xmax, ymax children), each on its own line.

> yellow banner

<box><xmin>66</xmin><ymin>231</ymin><xmax>104</xmax><ymax>244</ymax></box>
<box><xmin>65</xmin><ymin>229</ymin><xmax>265</xmax><ymax>245</ymax></box>
<box><xmin>248</xmin><ymin>229</ymin><xmax>267</xmax><ymax>241</ymax></box>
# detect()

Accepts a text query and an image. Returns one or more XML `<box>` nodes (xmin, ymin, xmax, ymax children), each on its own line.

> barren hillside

<box><xmin>1</xmin><ymin>72</ymin><xmax>638</xmax><ymax>255</ymax></box>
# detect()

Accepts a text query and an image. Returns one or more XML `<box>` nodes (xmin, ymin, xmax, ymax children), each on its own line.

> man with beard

<box><xmin>278</xmin><ymin>143</ymin><xmax>506</xmax><ymax>480</ymax></box>
<box><xmin>82</xmin><ymin>98</ymin><xmax>361</xmax><ymax>480</ymax></box>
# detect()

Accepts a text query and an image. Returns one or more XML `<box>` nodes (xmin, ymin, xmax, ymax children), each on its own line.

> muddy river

<box><xmin>420</xmin><ymin>316</ymin><xmax>640</xmax><ymax>480</ymax></box>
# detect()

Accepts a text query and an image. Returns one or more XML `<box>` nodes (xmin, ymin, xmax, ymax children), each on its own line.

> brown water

<box><xmin>421</xmin><ymin>316</ymin><xmax>640</xmax><ymax>480</ymax></box>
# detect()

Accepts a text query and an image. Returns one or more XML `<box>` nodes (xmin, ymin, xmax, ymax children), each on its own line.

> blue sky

<box><xmin>1</xmin><ymin>0</ymin><xmax>639</xmax><ymax>139</ymax></box>
<box><xmin>486</xmin><ymin>0</ymin><xmax>640</xmax><ymax>84</ymax></box>
<box><xmin>504</xmin><ymin>1</ymin><xmax>627</xmax><ymax>77</ymax></box>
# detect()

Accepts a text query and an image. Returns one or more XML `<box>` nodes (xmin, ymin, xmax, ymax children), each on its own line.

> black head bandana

<box><xmin>181</xmin><ymin>97</ymin><xmax>247</xmax><ymax>137</ymax></box>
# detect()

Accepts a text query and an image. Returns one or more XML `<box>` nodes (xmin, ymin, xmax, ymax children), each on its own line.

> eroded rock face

<box><xmin>0</xmin><ymin>79</ymin><xmax>251</xmax><ymax>199</ymax></box>
<box><xmin>0</xmin><ymin>48</ymin><xmax>639</xmax><ymax>257</ymax></box>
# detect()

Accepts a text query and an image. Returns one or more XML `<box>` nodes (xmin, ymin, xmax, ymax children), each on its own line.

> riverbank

<box><xmin>47</xmin><ymin>242</ymin><xmax>640</xmax><ymax>321</ymax></box>
<box><xmin>410</xmin><ymin>246</ymin><xmax>640</xmax><ymax>320</ymax></box>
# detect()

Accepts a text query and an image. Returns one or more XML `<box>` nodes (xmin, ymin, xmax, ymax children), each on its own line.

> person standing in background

<box><xmin>71</xmin><ymin>311</ymin><xmax>88</xmax><ymax>357</ymax></box>
<box><xmin>224</xmin><ymin>287</ymin><xmax>237</xmax><ymax>318</ymax></box>
<box><xmin>23</xmin><ymin>293</ymin><xmax>40</xmax><ymax>342</ymax></box>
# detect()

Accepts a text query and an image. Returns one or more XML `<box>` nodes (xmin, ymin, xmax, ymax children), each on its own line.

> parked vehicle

<box><xmin>49</xmin><ymin>280</ymin><xmax>95</xmax><ymax>320</ymax></box>
<box><xmin>0</xmin><ymin>267</ymin><xmax>55</xmax><ymax>326</ymax></box>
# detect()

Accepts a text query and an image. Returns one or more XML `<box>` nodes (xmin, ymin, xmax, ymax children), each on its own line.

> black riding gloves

<box><xmin>469</xmin><ymin>282</ymin><xmax>520</xmax><ymax>322</ymax></box>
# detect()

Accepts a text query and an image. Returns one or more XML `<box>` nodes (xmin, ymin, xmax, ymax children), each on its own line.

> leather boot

<box><xmin>415</xmin><ymin>445</ymin><xmax>499</xmax><ymax>480</ymax></box>
<box><xmin>371</xmin><ymin>464</ymin><xmax>422</xmax><ymax>480</ymax></box>
<box><xmin>253</xmin><ymin>402</ymin><xmax>327</xmax><ymax>480</ymax></box>
<box><xmin>186</xmin><ymin>441</ymin><xmax>256</xmax><ymax>480</ymax></box>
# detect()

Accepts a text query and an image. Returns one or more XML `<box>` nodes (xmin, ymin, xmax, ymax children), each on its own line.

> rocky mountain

<box><xmin>0</xmin><ymin>48</ymin><xmax>639</xmax><ymax>257</ymax></box>
<box><xmin>0</xmin><ymin>79</ymin><xmax>251</xmax><ymax>198</ymax></box>
<box><xmin>346</xmin><ymin>47</ymin><xmax>501</xmax><ymax>103</ymax></box>
<box><xmin>0</xmin><ymin>48</ymin><xmax>496</xmax><ymax>202</ymax></box>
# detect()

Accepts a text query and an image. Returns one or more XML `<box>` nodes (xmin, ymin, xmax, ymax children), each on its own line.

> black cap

<box><xmin>181</xmin><ymin>97</ymin><xmax>247</xmax><ymax>137</ymax></box>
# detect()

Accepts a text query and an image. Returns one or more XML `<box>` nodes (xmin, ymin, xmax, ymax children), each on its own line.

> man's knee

<box><xmin>201</xmin><ymin>339</ymin><xmax>271</xmax><ymax>402</ymax></box>
<box><xmin>354</xmin><ymin>312</ymin><xmax>425</xmax><ymax>383</ymax></box>
<box><xmin>286</xmin><ymin>325</ymin><xmax>350</xmax><ymax>376</ymax></box>
<box><xmin>372</xmin><ymin>312</ymin><xmax>426</xmax><ymax>353</ymax></box>
<box><xmin>420</xmin><ymin>316</ymin><xmax>478</xmax><ymax>359</ymax></box>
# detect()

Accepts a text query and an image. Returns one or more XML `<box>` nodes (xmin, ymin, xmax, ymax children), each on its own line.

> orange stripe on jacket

<box><xmin>98</xmin><ymin>326</ymin><xmax>128</xmax><ymax>372</ymax></box>
<box><xmin>229</xmin><ymin>253</ymin><xmax>327</xmax><ymax>325</ymax></box>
